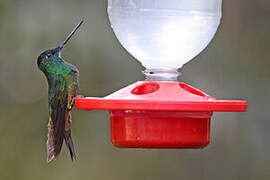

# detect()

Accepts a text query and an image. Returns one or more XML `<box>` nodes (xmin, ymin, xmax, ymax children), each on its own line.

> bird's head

<box><xmin>37</xmin><ymin>20</ymin><xmax>84</xmax><ymax>72</ymax></box>
<box><xmin>37</xmin><ymin>47</ymin><xmax>60</xmax><ymax>69</ymax></box>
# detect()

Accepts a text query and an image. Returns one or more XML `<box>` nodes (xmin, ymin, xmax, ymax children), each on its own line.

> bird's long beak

<box><xmin>59</xmin><ymin>20</ymin><xmax>84</xmax><ymax>50</ymax></box>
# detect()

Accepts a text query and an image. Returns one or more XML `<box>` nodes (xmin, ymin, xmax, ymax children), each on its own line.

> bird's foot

<box><xmin>69</xmin><ymin>95</ymin><xmax>84</xmax><ymax>110</ymax></box>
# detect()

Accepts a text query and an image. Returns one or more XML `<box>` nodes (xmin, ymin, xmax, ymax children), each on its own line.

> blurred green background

<box><xmin>0</xmin><ymin>0</ymin><xmax>269</xmax><ymax>179</ymax></box>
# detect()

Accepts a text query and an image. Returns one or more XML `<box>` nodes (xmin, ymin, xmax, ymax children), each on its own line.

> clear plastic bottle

<box><xmin>108</xmin><ymin>0</ymin><xmax>222</xmax><ymax>81</ymax></box>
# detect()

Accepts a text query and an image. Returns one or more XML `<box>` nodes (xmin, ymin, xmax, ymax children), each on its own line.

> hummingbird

<box><xmin>37</xmin><ymin>21</ymin><xmax>83</xmax><ymax>162</ymax></box>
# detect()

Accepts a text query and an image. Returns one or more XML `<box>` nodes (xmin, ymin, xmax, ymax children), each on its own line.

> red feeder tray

<box><xmin>75</xmin><ymin>81</ymin><xmax>247</xmax><ymax>148</ymax></box>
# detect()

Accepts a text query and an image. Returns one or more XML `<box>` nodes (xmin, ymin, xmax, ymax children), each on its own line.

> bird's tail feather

<box><xmin>64</xmin><ymin>133</ymin><xmax>76</xmax><ymax>161</ymax></box>
<box><xmin>64</xmin><ymin>111</ymin><xmax>76</xmax><ymax>161</ymax></box>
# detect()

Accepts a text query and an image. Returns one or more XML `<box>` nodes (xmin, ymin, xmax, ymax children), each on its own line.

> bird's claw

<box><xmin>69</xmin><ymin>95</ymin><xmax>84</xmax><ymax>110</ymax></box>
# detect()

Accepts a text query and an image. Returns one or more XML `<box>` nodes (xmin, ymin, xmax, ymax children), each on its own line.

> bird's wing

<box><xmin>47</xmin><ymin>75</ymin><xmax>68</xmax><ymax>162</ymax></box>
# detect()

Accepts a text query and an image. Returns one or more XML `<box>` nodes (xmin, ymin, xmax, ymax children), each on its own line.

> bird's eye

<box><xmin>45</xmin><ymin>53</ymin><xmax>52</xmax><ymax>60</ymax></box>
<box><xmin>47</xmin><ymin>53</ymin><xmax>52</xmax><ymax>58</ymax></box>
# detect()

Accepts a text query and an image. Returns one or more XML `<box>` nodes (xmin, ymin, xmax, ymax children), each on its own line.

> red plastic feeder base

<box><xmin>110</xmin><ymin>111</ymin><xmax>212</xmax><ymax>148</ymax></box>
<box><xmin>75</xmin><ymin>81</ymin><xmax>247</xmax><ymax>149</ymax></box>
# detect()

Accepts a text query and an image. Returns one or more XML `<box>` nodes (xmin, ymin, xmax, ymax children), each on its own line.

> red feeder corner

<box><xmin>75</xmin><ymin>81</ymin><xmax>247</xmax><ymax>148</ymax></box>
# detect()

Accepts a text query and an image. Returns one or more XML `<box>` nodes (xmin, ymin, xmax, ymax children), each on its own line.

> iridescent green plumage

<box><xmin>37</xmin><ymin>21</ymin><xmax>83</xmax><ymax>162</ymax></box>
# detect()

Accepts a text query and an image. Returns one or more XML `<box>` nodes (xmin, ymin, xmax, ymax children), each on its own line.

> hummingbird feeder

<box><xmin>75</xmin><ymin>0</ymin><xmax>247</xmax><ymax>148</ymax></box>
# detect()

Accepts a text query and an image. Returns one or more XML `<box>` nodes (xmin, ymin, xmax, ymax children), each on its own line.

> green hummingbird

<box><xmin>37</xmin><ymin>21</ymin><xmax>83</xmax><ymax>162</ymax></box>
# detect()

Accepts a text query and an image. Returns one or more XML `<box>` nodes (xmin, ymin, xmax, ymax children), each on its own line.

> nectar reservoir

<box><xmin>108</xmin><ymin>0</ymin><xmax>222</xmax><ymax>81</ymax></box>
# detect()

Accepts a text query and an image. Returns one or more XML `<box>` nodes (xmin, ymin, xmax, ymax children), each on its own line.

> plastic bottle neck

<box><xmin>143</xmin><ymin>68</ymin><xmax>181</xmax><ymax>82</ymax></box>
